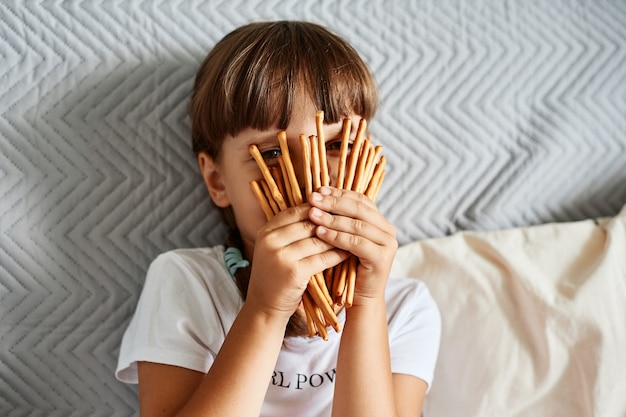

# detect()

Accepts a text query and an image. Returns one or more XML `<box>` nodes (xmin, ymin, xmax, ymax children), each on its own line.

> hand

<box><xmin>307</xmin><ymin>186</ymin><xmax>398</xmax><ymax>305</ymax></box>
<box><xmin>247</xmin><ymin>204</ymin><xmax>349</xmax><ymax>320</ymax></box>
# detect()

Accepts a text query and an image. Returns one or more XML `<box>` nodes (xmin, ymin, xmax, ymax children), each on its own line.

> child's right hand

<box><xmin>246</xmin><ymin>204</ymin><xmax>349</xmax><ymax>321</ymax></box>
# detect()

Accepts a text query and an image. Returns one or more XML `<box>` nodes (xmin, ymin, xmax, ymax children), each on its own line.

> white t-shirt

<box><xmin>116</xmin><ymin>246</ymin><xmax>441</xmax><ymax>416</ymax></box>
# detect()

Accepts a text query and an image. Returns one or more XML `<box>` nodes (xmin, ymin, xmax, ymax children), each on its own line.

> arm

<box><xmin>138</xmin><ymin>301</ymin><xmax>290</xmax><ymax>417</ymax></box>
<box><xmin>137</xmin><ymin>204</ymin><xmax>349</xmax><ymax>417</ymax></box>
<box><xmin>308</xmin><ymin>186</ymin><xmax>427</xmax><ymax>417</ymax></box>
<box><xmin>334</xmin><ymin>298</ymin><xmax>427</xmax><ymax>417</ymax></box>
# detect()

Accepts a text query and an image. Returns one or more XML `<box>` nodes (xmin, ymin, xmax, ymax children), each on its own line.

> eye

<box><xmin>259</xmin><ymin>147</ymin><xmax>282</xmax><ymax>162</ymax></box>
<box><xmin>326</xmin><ymin>139</ymin><xmax>352</xmax><ymax>156</ymax></box>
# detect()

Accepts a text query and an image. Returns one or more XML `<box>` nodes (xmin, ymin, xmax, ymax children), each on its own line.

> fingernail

<box><xmin>317</xmin><ymin>226</ymin><xmax>327</xmax><ymax>235</ymax></box>
<box><xmin>311</xmin><ymin>207</ymin><xmax>322</xmax><ymax>217</ymax></box>
<box><xmin>320</xmin><ymin>187</ymin><xmax>331</xmax><ymax>195</ymax></box>
<box><xmin>310</xmin><ymin>192</ymin><xmax>322</xmax><ymax>202</ymax></box>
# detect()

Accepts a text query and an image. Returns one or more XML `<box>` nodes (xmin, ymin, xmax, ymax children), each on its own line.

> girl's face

<box><xmin>198</xmin><ymin>97</ymin><xmax>363</xmax><ymax>261</ymax></box>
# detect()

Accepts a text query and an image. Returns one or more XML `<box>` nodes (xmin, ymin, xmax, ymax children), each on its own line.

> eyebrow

<box><xmin>237</xmin><ymin>118</ymin><xmax>356</xmax><ymax>152</ymax></box>
<box><xmin>237</xmin><ymin>131</ymin><xmax>280</xmax><ymax>150</ymax></box>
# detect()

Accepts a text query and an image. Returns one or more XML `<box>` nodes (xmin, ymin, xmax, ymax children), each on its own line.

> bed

<box><xmin>1</xmin><ymin>1</ymin><xmax>625</xmax><ymax>416</ymax></box>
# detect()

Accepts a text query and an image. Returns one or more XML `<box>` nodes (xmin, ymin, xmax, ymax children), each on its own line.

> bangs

<box><xmin>227</xmin><ymin>22</ymin><xmax>378</xmax><ymax>130</ymax></box>
<box><xmin>190</xmin><ymin>21</ymin><xmax>378</xmax><ymax>157</ymax></box>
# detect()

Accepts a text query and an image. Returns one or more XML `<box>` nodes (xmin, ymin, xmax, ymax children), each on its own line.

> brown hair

<box><xmin>189</xmin><ymin>20</ymin><xmax>378</xmax><ymax>159</ymax></box>
<box><xmin>188</xmin><ymin>21</ymin><xmax>378</xmax><ymax>336</ymax></box>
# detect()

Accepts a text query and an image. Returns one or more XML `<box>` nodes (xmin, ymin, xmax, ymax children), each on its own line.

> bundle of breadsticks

<box><xmin>249</xmin><ymin>111</ymin><xmax>386</xmax><ymax>340</ymax></box>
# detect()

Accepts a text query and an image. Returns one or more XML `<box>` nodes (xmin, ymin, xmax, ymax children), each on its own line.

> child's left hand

<box><xmin>307</xmin><ymin>186</ymin><xmax>398</xmax><ymax>306</ymax></box>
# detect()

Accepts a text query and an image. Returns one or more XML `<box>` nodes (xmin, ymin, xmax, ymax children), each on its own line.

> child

<box><xmin>116</xmin><ymin>20</ymin><xmax>441</xmax><ymax>417</ymax></box>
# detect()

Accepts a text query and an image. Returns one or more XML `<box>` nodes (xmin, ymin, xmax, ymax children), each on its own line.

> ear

<box><xmin>197</xmin><ymin>152</ymin><xmax>230</xmax><ymax>208</ymax></box>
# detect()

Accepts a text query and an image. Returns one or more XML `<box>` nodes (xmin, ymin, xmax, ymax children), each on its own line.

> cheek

<box><xmin>230</xmin><ymin>192</ymin><xmax>269</xmax><ymax>234</ymax></box>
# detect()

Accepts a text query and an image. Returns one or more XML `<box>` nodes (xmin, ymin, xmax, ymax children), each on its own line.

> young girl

<box><xmin>116</xmin><ymin>21</ymin><xmax>440</xmax><ymax>417</ymax></box>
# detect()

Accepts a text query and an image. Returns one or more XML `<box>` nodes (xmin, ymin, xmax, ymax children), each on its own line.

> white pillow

<box><xmin>391</xmin><ymin>205</ymin><xmax>626</xmax><ymax>417</ymax></box>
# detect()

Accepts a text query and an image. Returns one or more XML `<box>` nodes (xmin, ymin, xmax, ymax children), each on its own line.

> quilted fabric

<box><xmin>1</xmin><ymin>0</ymin><xmax>625</xmax><ymax>415</ymax></box>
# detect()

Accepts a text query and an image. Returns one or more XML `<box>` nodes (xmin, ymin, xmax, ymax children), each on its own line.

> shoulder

<box><xmin>150</xmin><ymin>246</ymin><xmax>226</xmax><ymax>275</ymax></box>
<box><xmin>385</xmin><ymin>276</ymin><xmax>441</xmax><ymax>335</ymax></box>
<box><xmin>385</xmin><ymin>277</ymin><xmax>439</xmax><ymax>314</ymax></box>
<box><xmin>142</xmin><ymin>246</ymin><xmax>241</xmax><ymax>307</ymax></box>
<box><xmin>148</xmin><ymin>246</ymin><xmax>230</xmax><ymax>285</ymax></box>
<box><xmin>116</xmin><ymin>246</ymin><xmax>239</xmax><ymax>382</ymax></box>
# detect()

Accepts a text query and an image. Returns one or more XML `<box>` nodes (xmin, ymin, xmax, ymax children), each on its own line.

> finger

<box><xmin>311</xmin><ymin>186</ymin><xmax>378</xmax><ymax>210</ymax></box>
<box><xmin>306</xmin><ymin>186</ymin><xmax>398</xmax><ymax>274</ymax></box>
<box><xmin>309</xmin><ymin>206</ymin><xmax>372</xmax><ymax>241</ymax></box>
<box><xmin>312</xmin><ymin>213</ymin><xmax>394</xmax><ymax>260</ymax></box>
<box><xmin>308</xmin><ymin>188</ymin><xmax>395</xmax><ymax>237</ymax></box>
<box><xmin>260</xmin><ymin>218</ymin><xmax>316</xmax><ymax>249</ymax></box>
<box><xmin>261</xmin><ymin>204</ymin><xmax>311</xmax><ymax>233</ymax></box>
<box><xmin>301</xmin><ymin>247</ymin><xmax>350</xmax><ymax>277</ymax></box>
<box><xmin>279</xmin><ymin>230</ymin><xmax>340</xmax><ymax>260</ymax></box>
<box><xmin>259</xmin><ymin>214</ymin><xmax>350</xmax><ymax>272</ymax></box>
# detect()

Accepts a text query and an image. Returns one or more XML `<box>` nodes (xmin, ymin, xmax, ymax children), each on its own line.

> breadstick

<box><xmin>249</xmin><ymin>144</ymin><xmax>288</xmax><ymax>210</ymax></box>
<box><xmin>315</xmin><ymin>272</ymin><xmax>333</xmax><ymax>305</ymax></box>
<box><xmin>324</xmin><ymin>268</ymin><xmax>333</xmax><ymax>290</ymax></box>
<box><xmin>302</xmin><ymin>292</ymin><xmax>321</xmax><ymax>338</ymax></box>
<box><xmin>344</xmin><ymin>255</ymin><xmax>358</xmax><ymax>308</ymax></box>
<box><xmin>332</xmin><ymin>261</ymin><xmax>348</xmax><ymax>299</ymax></box>
<box><xmin>275</xmin><ymin>159</ymin><xmax>294</xmax><ymax>207</ymax></box>
<box><xmin>316</xmin><ymin>110</ymin><xmax>330</xmax><ymax>186</ymax></box>
<box><xmin>318</xmin><ymin>116</ymin><xmax>351</xmax><ymax>303</ymax></box>
<box><xmin>339</xmin><ymin>284</ymin><xmax>347</xmax><ymax>306</ymax></box>
<box><xmin>272</xmin><ymin>163</ymin><xmax>293</xmax><ymax>207</ymax></box>
<box><xmin>352</xmin><ymin>141</ymin><xmax>372</xmax><ymax>192</ymax></box>
<box><xmin>300</xmin><ymin>134</ymin><xmax>313</xmax><ymax>200</ymax></box>
<box><xmin>365</xmin><ymin>155</ymin><xmax>386</xmax><ymax>200</ymax></box>
<box><xmin>343</xmin><ymin>118</ymin><xmax>367</xmax><ymax>190</ymax></box>
<box><xmin>369</xmin><ymin>170</ymin><xmax>386</xmax><ymax>202</ymax></box>
<box><xmin>312</xmin><ymin>302</ymin><xmax>329</xmax><ymax>340</ymax></box>
<box><xmin>260</xmin><ymin>180</ymin><xmax>280</xmax><ymax>215</ymax></box>
<box><xmin>358</xmin><ymin>142</ymin><xmax>379</xmax><ymax>193</ymax></box>
<box><xmin>278</xmin><ymin>131</ymin><xmax>303</xmax><ymax>205</ymax></box>
<box><xmin>307</xmin><ymin>277</ymin><xmax>340</xmax><ymax>332</ymax></box>
<box><xmin>250</xmin><ymin>180</ymin><xmax>275</xmax><ymax>220</ymax></box>
<box><xmin>310</xmin><ymin>135</ymin><xmax>321</xmax><ymax>190</ymax></box>
<box><xmin>313</xmin><ymin>308</ymin><xmax>329</xmax><ymax>340</ymax></box>
<box><xmin>336</xmin><ymin>118</ymin><xmax>352</xmax><ymax>188</ymax></box>
<box><xmin>361</xmin><ymin>145</ymin><xmax>383</xmax><ymax>193</ymax></box>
